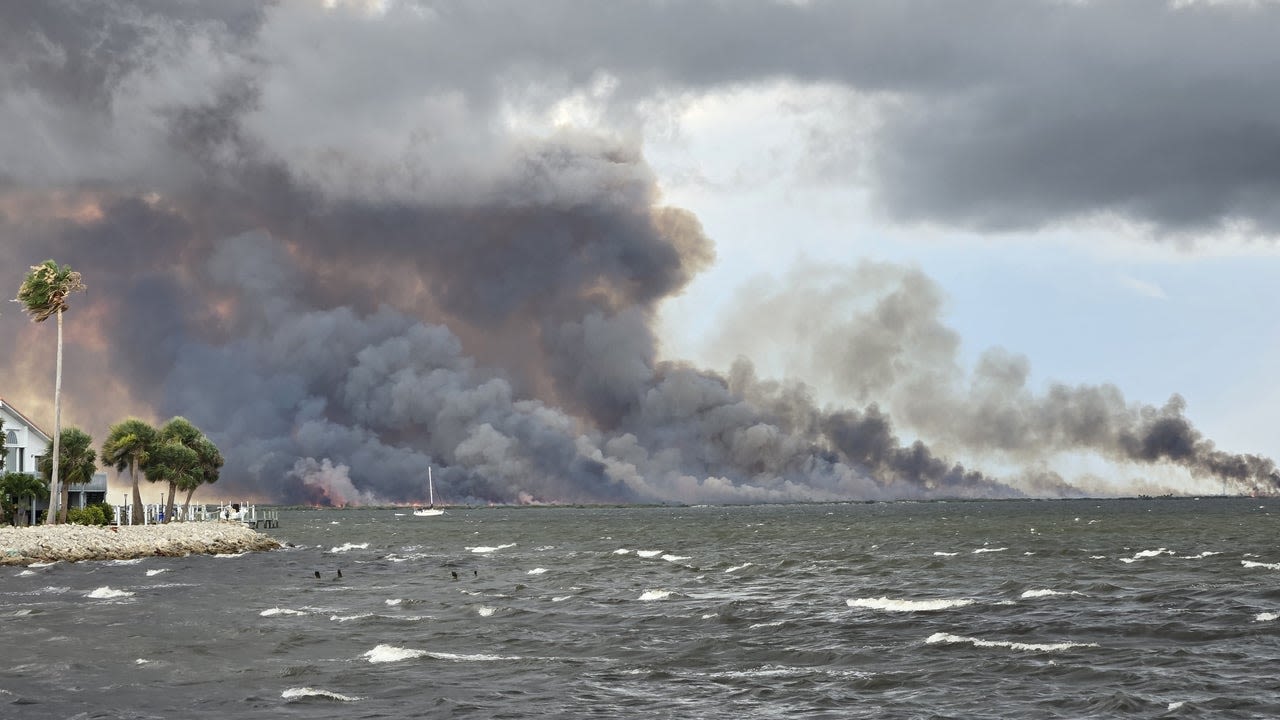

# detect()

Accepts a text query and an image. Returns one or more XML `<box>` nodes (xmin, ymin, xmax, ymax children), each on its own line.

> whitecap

<box><xmin>476</xmin><ymin>606</ymin><xmax>497</xmax><ymax>617</ymax></box>
<box><xmin>724</xmin><ymin>563</ymin><xmax>752</xmax><ymax>573</ymax></box>
<box><xmin>638</xmin><ymin>589</ymin><xmax>671</xmax><ymax>601</ymax></box>
<box><xmin>260</xmin><ymin>608</ymin><xmax>307</xmax><ymax>617</ymax></box>
<box><xmin>145</xmin><ymin>569</ymin><xmax>169</xmax><ymax>577</ymax></box>
<box><xmin>330</xmin><ymin>613</ymin><xmax>374</xmax><ymax>623</ymax></box>
<box><xmin>527</xmin><ymin>568</ymin><xmax>548</xmax><ymax>575</ymax></box>
<box><xmin>1021</xmin><ymin>589</ymin><xmax>1066</xmax><ymax>599</ymax></box>
<box><xmin>551</xmin><ymin>596</ymin><xmax>571</xmax><ymax>602</ymax></box>
<box><xmin>28</xmin><ymin>561</ymin><xmax>60</xmax><ymax>568</ymax></box>
<box><xmin>328</xmin><ymin>542</ymin><xmax>368</xmax><ymax>553</ymax></box>
<box><xmin>1168</xmin><ymin>701</ymin><xmax>1185</xmax><ymax>711</ymax></box>
<box><xmin>847</xmin><ymin>597</ymin><xmax>974</xmax><ymax>612</ymax></box>
<box><xmin>108</xmin><ymin>558</ymin><xmax>142</xmax><ymax>566</ymax></box>
<box><xmin>926</xmin><ymin>632</ymin><xmax>1097</xmax><ymax>652</ymax></box>
<box><xmin>282</xmin><ymin>687</ymin><xmax>361</xmax><ymax>702</ymax></box>
<box><xmin>612</xmin><ymin>548</ymin><xmax>631</xmax><ymax>555</ymax></box>
<box><xmin>635</xmin><ymin>550</ymin><xmax>663</xmax><ymax>558</ymax></box>
<box><xmin>1242</xmin><ymin>560</ymin><xmax>1280</xmax><ymax>570</ymax></box>
<box><xmin>1121</xmin><ymin>548</ymin><xmax>1171</xmax><ymax>563</ymax></box>
<box><xmin>17</xmin><ymin>570</ymin><xmax>35</xmax><ymax>577</ymax></box>
<box><xmin>214</xmin><ymin>552</ymin><xmax>247</xmax><ymax>559</ymax></box>
<box><xmin>933</xmin><ymin>552</ymin><xmax>958</xmax><ymax>557</ymax></box>
<box><xmin>87</xmin><ymin>586</ymin><xmax>134</xmax><ymax>599</ymax></box>
<box><xmin>385</xmin><ymin>598</ymin><xmax>403</xmax><ymax>606</ymax></box>
<box><xmin>135</xmin><ymin>659</ymin><xmax>149</xmax><ymax>665</ymax></box>
<box><xmin>661</xmin><ymin>554</ymin><xmax>691</xmax><ymax>563</ymax></box>
<box><xmin>427</xmin><ymin>651</ymin><xmax>521</xmax><ymax>662</ymax></box>
<box><xmin>1255</xmin><ymin>612</ymin><xmax>1278</xmax><ymax>622</ymax></box>
<box><xmin>363</xmin><ymin>644</ymin><xmax>427</xmax><ymax>663</ymax></box>
<box><xmin>971</xmin><ymin>547</ymin><xmax>1007</xmax><ymax>554</ymax></box>
<box><xmin>468</xmin><ymin>543</ymin><xmax>516</xmax><ymax>554</ymax></box>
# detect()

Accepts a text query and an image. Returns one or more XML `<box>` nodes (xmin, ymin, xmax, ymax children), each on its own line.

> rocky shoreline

<box><xmin>0</xmin><ymin>522</ymin><xmax>282</xmax><ymax>565</ymax></box>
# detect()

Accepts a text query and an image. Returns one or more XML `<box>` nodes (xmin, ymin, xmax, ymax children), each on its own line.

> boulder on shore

<box><xmin>0</xmin><ymin>522</ymin><xmax>281</xmax><ymax>565</ymax></box>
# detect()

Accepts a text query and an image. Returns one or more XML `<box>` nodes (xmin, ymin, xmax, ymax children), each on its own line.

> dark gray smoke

<box><xmin>1</xmin><ymin>1</ymin><xmax>1274</xmax><ymax>504</ymax></box>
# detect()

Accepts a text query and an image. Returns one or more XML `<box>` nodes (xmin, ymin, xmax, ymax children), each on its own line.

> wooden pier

<box><xmin>245</xmin><ymin>510</ymin><xmax>280</xmax><ymax>529</ymax></box>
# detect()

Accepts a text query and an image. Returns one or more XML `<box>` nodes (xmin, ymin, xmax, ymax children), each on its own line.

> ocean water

<box><xmin>2</xmin><ymin>498</ymin><xmax>1278</xmax><ymax>719</ymax></box>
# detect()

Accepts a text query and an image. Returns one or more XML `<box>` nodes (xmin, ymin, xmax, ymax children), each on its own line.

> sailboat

<box><xmin>413</xmin><ymin>467</ymin><xmax>444</xmax><ymax>517</ymax></box>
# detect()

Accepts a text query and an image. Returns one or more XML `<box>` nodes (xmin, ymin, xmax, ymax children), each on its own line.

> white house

<box><xmin>1</xmin><ymin>397</ymin><xmax>108</xmax><ymax>523</ymax></box>
<box><xmin>1</xmin><ymin>397</ymin><xmax>50</xmax><ymax>477</ymax></box>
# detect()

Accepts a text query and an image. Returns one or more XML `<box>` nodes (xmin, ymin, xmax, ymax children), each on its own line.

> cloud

<box><xmin>1117</xmin><ymin>275</ymin><xmax>1169</xmax><ymax>300</ymax></box>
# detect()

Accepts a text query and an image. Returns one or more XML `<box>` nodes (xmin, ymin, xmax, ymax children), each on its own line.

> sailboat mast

<box><xmin>428</xmin><ymin>467</ymin><xmax>435</xmax><ymax>508</ymax></box>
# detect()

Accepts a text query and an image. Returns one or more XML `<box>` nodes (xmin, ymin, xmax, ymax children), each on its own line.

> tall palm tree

<box><xmin>101</xmin><ymin>418</ymin><xmax>157</xmax><ymax>525</ymax></box>
<box><xmin>1</xmin><ymin>471</ymin><xmax>49</xmax><ymax>526</ymax></box>
<box><xmin>15</xmin><ymin>260</ymin><xmax>86</xmax><ymax>525</ymax></box>
<box><xmin>39</xmin><ymin>427</ymin><xmax>97</xmax><ymax>522</ymax></box>
<box><xmin>0</xmin><ymin>416</ymin><xmax>8</xmax><ymax>471</ymax></box>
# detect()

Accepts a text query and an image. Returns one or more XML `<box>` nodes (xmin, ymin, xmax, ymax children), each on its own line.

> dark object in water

<box><xmin>314</xmin><ymin>570</ymin><xmax>320</xmax><ymax>579</ymax></box>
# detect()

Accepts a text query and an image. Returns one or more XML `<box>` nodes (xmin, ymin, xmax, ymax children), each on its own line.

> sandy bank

<box><xmin>0</xmin><ymin>522</ymin><xmax>282</xmax><ymax>566</ymax></box>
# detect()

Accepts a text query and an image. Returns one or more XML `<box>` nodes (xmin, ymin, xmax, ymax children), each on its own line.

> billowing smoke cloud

<box><xmin>708</xmin><ymin>262</ymin><xmax>1278</xmax><ymax>493</ymax></box>
<box><xmin>1</xmin><ymin>1</ymin><xmax>1274</xmax><ymax>505</ymax></box>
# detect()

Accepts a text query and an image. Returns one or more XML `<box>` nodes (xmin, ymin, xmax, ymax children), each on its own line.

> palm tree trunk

<box><xmin>130</xmin><ymin>462</ymin><xmax>143</xmax><ymax>525</ymax></box>
<box><xmin>45</xmin><ymin>309</ymin><xmax>64</xmax><ymax>525</ymax></box>
<box><xmin>164</xmin><ymin>481</ymin><xmax>176</xmax><ymax>522</ymax></box>
<box><xmin>182</xmin><ymin>486</ymin><xmax>196</xmax><ymax>517</ymax></box>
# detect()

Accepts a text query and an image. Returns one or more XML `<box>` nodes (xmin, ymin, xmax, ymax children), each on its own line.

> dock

<box><xmin>109</xmin><ymin>502</ymin><xmax>280</xmax><ymax>529</ymax></box>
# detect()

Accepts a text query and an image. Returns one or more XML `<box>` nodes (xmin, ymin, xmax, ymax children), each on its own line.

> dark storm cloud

<box><xmin>1</xmin><ymin>0</ymin><xmax>1273</xmax><ymax>505</ymax></box>
<box><xmin>7</xmin><ymin>1</ymin><xmax>1278</xmax><ymax>231</ymax></box>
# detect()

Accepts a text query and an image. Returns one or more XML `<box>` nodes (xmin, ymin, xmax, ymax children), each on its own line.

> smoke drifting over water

<box><xmin>1</xmin><ymin>1</ymin><xmax>1275</xmax><ymax>504</ymax></box>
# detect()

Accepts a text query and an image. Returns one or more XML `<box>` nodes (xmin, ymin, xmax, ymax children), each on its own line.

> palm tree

<box><xmin>15</xmin><ymin>260</ymin><xmax>86</xmax><ymax>525</ymax></box>
<box><xmin>1</xmin><ymin>471</ymin><xmax>49</xmax><ymax>526</ymax></box>
<box><xmin>101</xmin><ymin>418</ymin><xmax>157</xmax><ymax>525</ymax></box>
<box><xmin>1</xmin><ymin>416</ymin><xmax>8</xmax><ymax>470</ymax></box>
<box><xmin>183</xmin><ymin>436</ymin><xmax>224</xmax><ymax>518</ymax></box>
<box><xmin>146</xmin><ymin>441</ymin><xmax>200</xmax><ymax>522</ymax></box>
<box><xmin>157</xmin><ymin>417</ymin><xmax>203</xmax><ymax>521</ymax></box>
<box><xmin>39</xmin><ymin>427</ymin><xmax>97</xmax><ymax>522</ymax></box>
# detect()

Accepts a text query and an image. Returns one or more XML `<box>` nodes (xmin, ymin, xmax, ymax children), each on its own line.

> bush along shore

<box><xmin>0</xmin><ymin>521</ymin><xmax>281</xmax><ymax>566</ymax></box>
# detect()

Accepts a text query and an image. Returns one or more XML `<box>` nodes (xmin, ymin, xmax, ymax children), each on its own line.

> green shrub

<box><xmin>66</xmin><ymin>505</ymin><xmax>107</xmax><ymax>525</ymax></box>
<box><xmin>89</xmin><ymin>502</ymin><xmax>115</xmax><ymax>525</ymax></box>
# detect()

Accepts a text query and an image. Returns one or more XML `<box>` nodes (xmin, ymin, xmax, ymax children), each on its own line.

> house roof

<box><xmin>0</xmin><ymin>397</ymin><xmax>53</xmax><ymax>444</ymax></box>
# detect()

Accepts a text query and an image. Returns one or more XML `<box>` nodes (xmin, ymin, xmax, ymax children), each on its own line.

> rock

<box><xmin>0</xmin><ymin>522</ymin><xmax>282</xmax><ymax>565</ymax></box>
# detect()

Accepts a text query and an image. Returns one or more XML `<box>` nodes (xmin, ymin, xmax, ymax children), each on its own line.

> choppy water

<box><xmin>2</xmin><ymin>498</ymin><xmax>1279</xmax><ymax>718</ymax></box>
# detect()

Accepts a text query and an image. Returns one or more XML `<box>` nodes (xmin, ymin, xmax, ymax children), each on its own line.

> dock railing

<box><xmin>111</xmin><ymin>502</ymin><xmax>278</xmax><ymax>528</ymax></box>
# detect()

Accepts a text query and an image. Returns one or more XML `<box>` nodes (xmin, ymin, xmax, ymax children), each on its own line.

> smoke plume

<box><xmin>1</xmin><ymin>1</ymin><xmax>1274</xmax><ymax>504</ymax></box>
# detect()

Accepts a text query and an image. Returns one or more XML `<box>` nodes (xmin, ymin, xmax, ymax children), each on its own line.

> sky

<box><xmin>1</xmin><ymin>0</ymin><xmax>1277</xmax><ymax>505</ymax></box>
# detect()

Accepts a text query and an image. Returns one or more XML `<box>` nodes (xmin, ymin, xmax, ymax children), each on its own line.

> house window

<box><xmin>5</xmin><ymin>430</ymin><xmax>17</xmax><ymax>444</ymax></box>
